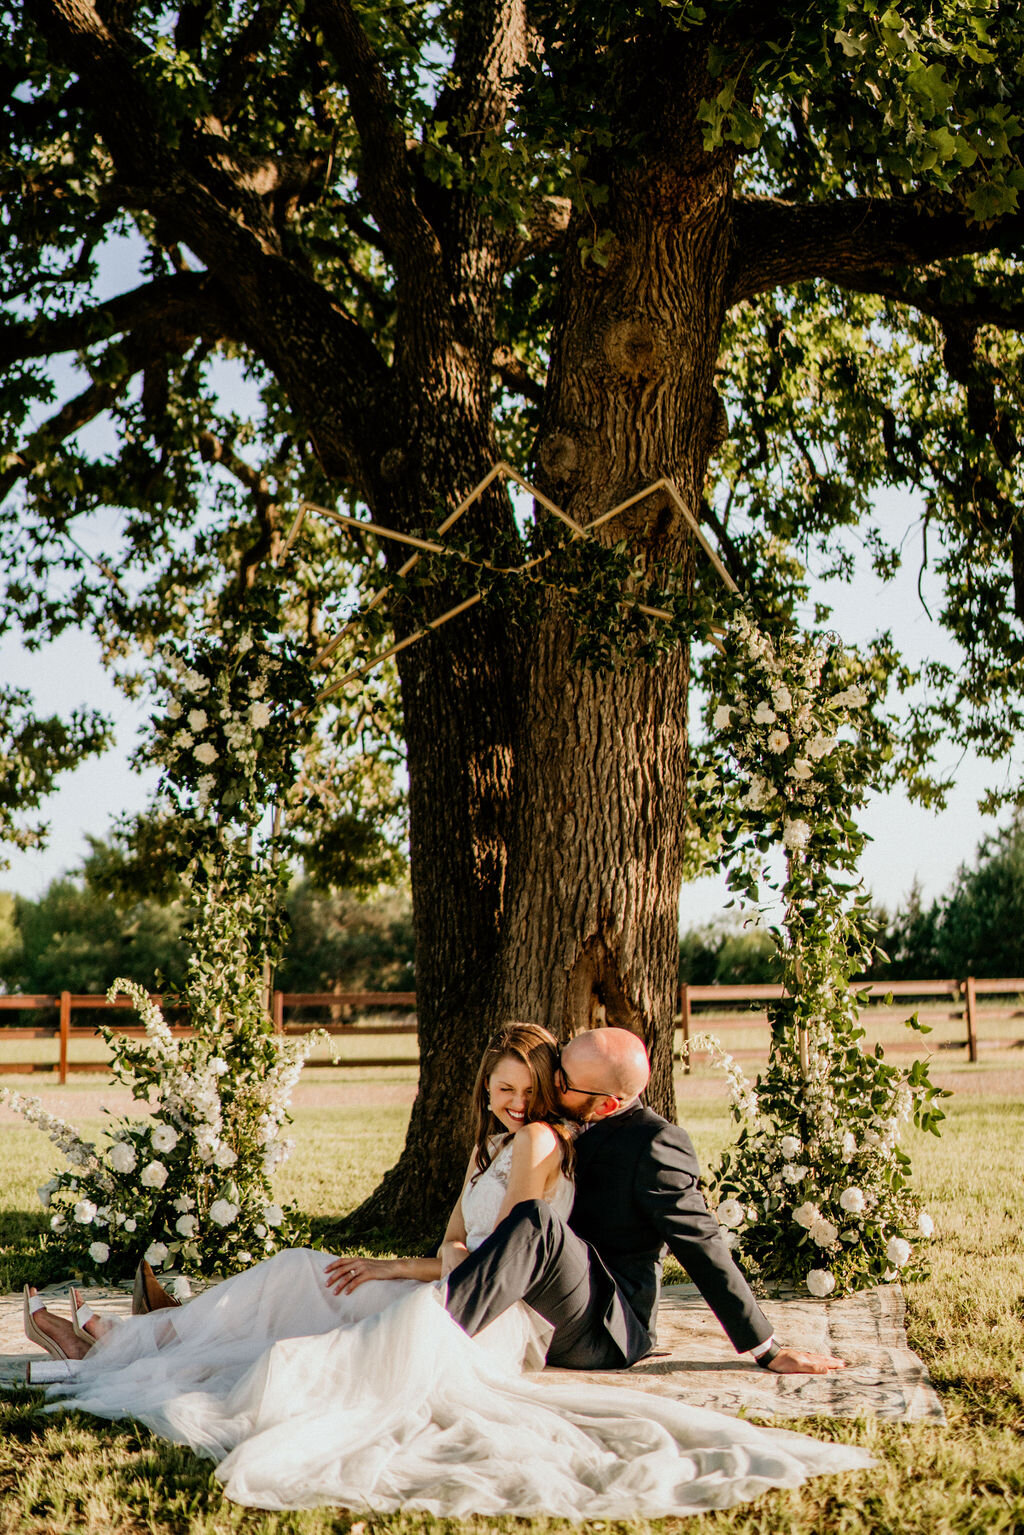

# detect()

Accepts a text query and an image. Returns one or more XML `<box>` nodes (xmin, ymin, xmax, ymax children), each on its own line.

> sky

<box><xmin>0</xmin><ymin>487</ymin><xmax>1007</xmax><ymax>926</ymax></box>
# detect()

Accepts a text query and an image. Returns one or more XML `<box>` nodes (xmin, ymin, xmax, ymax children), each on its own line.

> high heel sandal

<box><xmin>23</xmin><ymin>1286</ymin><xmax>71</xmax><ymax>1361</ymax></box>
<box><xmin>69</xmin><ymin>1288</ymin><xmax>107</xmax><ymax>1344</ymax></box>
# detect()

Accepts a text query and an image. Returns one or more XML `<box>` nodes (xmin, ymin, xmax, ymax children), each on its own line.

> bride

<box><xmin>28</xmin><ymin>1023</ymin><xmax>872</xmax><ymax>1517</ymax></box>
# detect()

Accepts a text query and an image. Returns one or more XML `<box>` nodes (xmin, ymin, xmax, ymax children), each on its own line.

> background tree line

<box><xmin>6</xmin><ymin>815</ymin><xmax>1024</xmax><ymax>1000</ymax></box>
<box><xmin>0</xmin><ymin>837</ymin><xmax>415</xmax><ymax>999</ymax></box>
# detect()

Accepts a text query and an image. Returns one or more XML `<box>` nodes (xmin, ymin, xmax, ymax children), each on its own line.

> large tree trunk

<box><xmin>490</xmin><ymin>86</ymin><xmax>735</xmax><ymax>1119</ymax></box>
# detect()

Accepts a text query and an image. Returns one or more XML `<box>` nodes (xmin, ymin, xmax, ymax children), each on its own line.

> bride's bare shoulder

<box><xmin>511</xmin><ymin>1120</ymin><xmax>560</xmax><ymax>1159</ymax></box>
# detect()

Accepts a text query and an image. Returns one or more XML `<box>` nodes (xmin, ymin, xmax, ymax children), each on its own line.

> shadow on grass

<box><xmin>0</xmin><ymin>1210</ymin><xmax>64</xmax><ymax>1293</ymax></box>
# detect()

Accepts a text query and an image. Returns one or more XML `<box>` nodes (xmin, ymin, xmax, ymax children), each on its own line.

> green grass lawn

<box><xmin>1</xmin><ymin>1074</ymin><xmax>1022</xmax><ymax>1533</ymax></box>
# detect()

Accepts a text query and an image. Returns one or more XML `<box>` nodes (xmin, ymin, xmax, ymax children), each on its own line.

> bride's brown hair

<box><xmin>470</xmin><ymin>1022</ymin><xmax>576</xmax><ymax>1182</ymax></box>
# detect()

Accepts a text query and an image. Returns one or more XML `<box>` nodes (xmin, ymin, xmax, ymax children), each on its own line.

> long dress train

<box><xmin>47</xmin><ymin>1137</ymin><xmax>872</xmax><ymax>1517</ymax></box>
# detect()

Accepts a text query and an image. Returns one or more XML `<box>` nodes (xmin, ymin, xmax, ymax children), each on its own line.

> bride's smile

<box><xmin>487</xmin><ymin>1055</ymin><xmax>533</xmax><ymax>1132</ymax></box>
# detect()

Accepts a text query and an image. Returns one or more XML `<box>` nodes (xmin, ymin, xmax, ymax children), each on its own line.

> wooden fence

<box><xmin>2</xmin><ymin>977</ymin><xmax>1022</xmax><ymax>1084</ymax></box>
<box><xmin>678</xmin><ymin>976</ymin><xmax>1024</xmax><ymax>1070</ymax></box>
<box><xmin>0</xmin><ymin>990</ymin><xmax>418</xmax><ymax>1083</ymax></box>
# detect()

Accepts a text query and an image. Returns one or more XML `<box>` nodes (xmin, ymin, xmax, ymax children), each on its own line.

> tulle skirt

<box><xmin>48</xmin><ymin>1250</ymin><xmax>873</xmax><ymax>1517</ymax></box>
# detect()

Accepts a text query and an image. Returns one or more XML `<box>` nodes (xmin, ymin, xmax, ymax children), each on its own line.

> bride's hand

<box><xmin>324</xmin><ymin>1255</ymin><xmax>402</xmax><ymax>1295</ymax></box>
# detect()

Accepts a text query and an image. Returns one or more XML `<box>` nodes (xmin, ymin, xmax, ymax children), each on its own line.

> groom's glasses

<box><xmin>554</xmin><ymin>1049</ymin><xmax>621</xmax><ymax>1106</ymax></box>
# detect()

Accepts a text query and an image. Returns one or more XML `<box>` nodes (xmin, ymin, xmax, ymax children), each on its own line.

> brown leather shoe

<box><xmin>132</xmin><ymin>1259</ymin><xmax>181</xmax><ymax>1314</ymax></box>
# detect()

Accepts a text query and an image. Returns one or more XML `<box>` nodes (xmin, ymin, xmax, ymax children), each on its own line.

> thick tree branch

<box><xmin>492</xmin><ymin>346</ymin><xmax>545</xmax><ymax>405</ymax></box>
<box><xmin>728</xmin><ymin>195</ymin><xmax>1024</xmax><ymax>307</ymax></box>
<box><xmin>434</xmin><ymin>0</ymin><xmax>527</xmax><ymax>140</ymax></box>
<box><xmin>829</xmin><ymin>269</ymin><xmax>1024</xmax><ymax>332</ymax></box>
<box><xmin>301</xmin><ymin>0</ymin><xmax>444</xmax><ymax>287</ymax></box>
<box><xmin>214</xmin><ymin>0</ymin><xmax>286</xmax><ymax>123</ymax></box>
<box><xmin>0</xmin><ymin>272</ymin><xmax>233</xmax><ymax>369</ymax></box>
<box><xmin>511</xmin><ymin>195</ymin><xmax>572</xmax><ymax>264</ymax></box>
<box><xmin>0</xmin><ymin>352</ymin><xmax>148</xmax><ymax>508</ymax></box>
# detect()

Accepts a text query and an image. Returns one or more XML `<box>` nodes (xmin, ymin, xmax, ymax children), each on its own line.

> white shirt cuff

<box><xmin>749</xmin><ymin>1334</ymin><xmax>776</xmax><ymax>1359</ymax></box>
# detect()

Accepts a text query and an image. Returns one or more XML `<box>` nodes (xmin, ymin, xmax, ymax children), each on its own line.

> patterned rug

<box><xmin>1</xmin><ymin>1278</ymin><xmax>944</xmax><ymax>1421</ymax></box>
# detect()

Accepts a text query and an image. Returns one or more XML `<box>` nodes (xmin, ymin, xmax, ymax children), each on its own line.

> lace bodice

<box><xmin>461</xmin><ymin>1135</ymin><xmax>574</xmax><ymax>1251</ymax></box>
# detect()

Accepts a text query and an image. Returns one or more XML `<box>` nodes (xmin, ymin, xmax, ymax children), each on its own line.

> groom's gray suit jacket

<box><xmin>570</xmin><ymin>1101</ymin><xmax>774</xmax><ymax>1361</ymax></box>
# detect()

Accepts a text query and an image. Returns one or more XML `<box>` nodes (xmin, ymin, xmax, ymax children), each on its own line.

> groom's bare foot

<box><xmin>27</xmin><ymin>1291</ymin><xmax>92</xmax><ymax>1360</ymax></box>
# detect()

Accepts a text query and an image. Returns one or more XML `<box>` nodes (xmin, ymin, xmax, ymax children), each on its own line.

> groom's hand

<box><xmin>767</xmin><ymin>1346</ymin><xmax>846</xmax><ymax>1374</ymax></box>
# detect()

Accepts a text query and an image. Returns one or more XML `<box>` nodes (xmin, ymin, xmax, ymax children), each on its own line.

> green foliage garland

<box><xmin>691</xmin><ymin>609</ymin><xmax>947</xmax><ymax>1296</ymax></box>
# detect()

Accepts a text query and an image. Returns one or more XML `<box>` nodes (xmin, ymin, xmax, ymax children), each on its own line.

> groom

<box><xmin>444</xmin><ymin>1026</ymin><xmax>845</xmax><ymax>1374</ymax></box>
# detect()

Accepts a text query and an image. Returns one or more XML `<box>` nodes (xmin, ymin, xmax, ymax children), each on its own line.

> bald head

<box><xmin>560</xmin><ymin>1027</ymin><xmax>651</xmax><ymax>1111</ymax></box>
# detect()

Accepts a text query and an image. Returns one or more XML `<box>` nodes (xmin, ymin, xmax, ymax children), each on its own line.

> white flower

<box><xmin>175</xmin><ymin>1213</ymin><xmax>198</xmax><ymax>1237</ymax></box>
<box><xmin>917</xmin><ymin>1211</ymin><xmax>934</xmax><ymax>1238</ymax></box>
<box><xmin>124</xmin><ymin>1217</ymin><xmax>137</xmax><ymax>1233</ymax></box>
<box><xmin>237</xmin><ymin>1251</ymin><xmax>253</xmax><ymax>1265</ymax></box>
<box><xmin>885</xmin><ymin>1235</ymin><xmax>911</xmax><ymax>1268</ymax></box>
<box><xmin>208</xmin><ymin>1058</ymin><xmax>229</xmax><ymax>1076</ymax></box>
<box><xmin>144</xmin><ymin>1241</ymin><xmax>169</xmax><ymax>1268</ymax></box>
<box><xmin>236</xmin><ymin>632</ymin><xmax>254</xmax><ymax>655</ymax></box>
<box><xmin>140</xmin><ymin>1160</ymin><xmax>169</xmax><ymax>1189</ymax></box>
<box><xmin>806</xmin><ymin>1268</ymin><xmax>836</xmax><ymax>1297</ymax></box>
<box><xmin>213</xmin><ymin>1143</ymin><xmax>238</xmax><ymax>1169</ymax></box>
<box><xmin>713</xmin><ymin>704</ymin><xmax>733</xmax><ymax>729</ymax></box>
<box><xmin>172</xmin><ymin>1195</ymin><xmax>195</xmax><ymax>1213</ymax></box>
<box><xmin>789</xmin><ymin>758</ymin><xmax>813</xmax><ymax>781</ymax></box>
<box><xmin>810</xmin><ymin>1216</ymin><xmax>839</xmax><ymax>1247</ymax></box>
<box><xmin>262</xmin><ymin>1203</ymin><xmax>284</xmax><ymax>1227</ymax></box>
<box><xmin>771</xmin><ymin>685</ymin><xmax>793</xmax><ymax>711</ymax></box>
<box><xmin>37</xmin><ymin>1179</ymin><xmax>58</xmax><ymax>1208</ymax></box>
<box><xmin>832</xmin><ymin>684</ymin><xmax>868</xmax><ymax>709</ymax></box>
<box><xmin>255</xmin><ymin>1223</ymin><xmax>268</xmax><ymax>1239</ymax></box>
<box><xmin>73</xmin><ymin>1199</ymin><xmax>97</xmax><ymax>1225</ymax></box>
<box><xmin>183</xmin><ymin>668</ymin><xmax>209</xmax><ymax>693</ymax></box>
<box><xmin>88</xmin><ymin>1241</ymin><xmax>110</xmax><ymax>1264</ymax></box>
<box><xmin>249</xmin><ymin>701</ymin><xmax>272</xmax><ymax>729</ymax></box>
<box><xmin>807</xmin><ymin>732</ymin><xmax>837</xmax><ymax>760</ymax></box>
<box><xmin>249</xmin><ymin>676</ymin><xmax>267</xmax><ymax>699</ymax></box>
<box><xmin>780</xmin><ymin>1136</ymin><xmax>802</xmax><ymax>1160</ymax></box>
<box><xmin>209</xmin><ymin>1199</ymin><xmax>239</xmax><ymax>1227</ymax></box>
<box><xmin>793</xmin><ymin>1201</ymin><xmax>819</xmax><ymax>1230</ymax></box>
<box><xmin>767</xmin><ymin>728</ymin><xmax>790</xmax><ymax>753</ymax></box>
<box><xmin>150</xmin><ymin>1123</ymin><xmax>179</xmax><ymax>1154</ymax></box>
<box><xmin>166</xmin><ymin>1276</ymin><xmax>192</xmax><ymax>1301</ymax></box>
<box><xmin>187</xmin><ymin>708</ymin><xmax>208</xmax><ymax>732</ymax></box>
<box><xmin>721</xmin><ymin>1229</ymin><xmax>740</xmax><ymax>1250</ymax></box>
<box><xmin>840</xmin><ymin>1131</ymin><xmax>858</xmax><ymax>1161</ymax></box>
<box><xmin>107</xmin><ymin>1140</ymin><xmax>137</xmax><ymax>1174</ymax></box>
<box><xmin>839</xmin><ymin>1186</ymin><xmax>866</xmax><ymax>1214</ymax></box>
<box><xmin>166</xmin><ymin>699</ymin><xmax>183</xmax><ymax>719</ymax></box>
<box><xmin>744</xmin><ymin>776</ymin><xmax>773</xmax><ymax>811</ymax></box>
<box><xmin>194</xmin><ymin>741</ymin><xmax>218</xmax><ymax>765</ymax></box>
<box><xmin>50</xmin><ymin>1214</ymin><xmax>66</xmax><ymax>1232</ymax></box>
<box><xmin>172</xmin><ymin>731</ymin><xmax>195</xmax><ymax>751</ymax></box>
<box><xmin>782</xmin><ymin>1162</ymin><xmax>809</xmax><ymax>1184</ymax></box>
<box><xmin>752</xmin><ymin>701</ymin><xmax>776</xmax><ymax>725</ymax></box>
<box><xmin>716</xmin><ymin>1198</ymin><xmax>746</xmax><ymax>1229</ymax></box>
<box><xmin>783</xmin><ymin>818</ymin><xmax>812</xmax><ymax>851</ymax></box>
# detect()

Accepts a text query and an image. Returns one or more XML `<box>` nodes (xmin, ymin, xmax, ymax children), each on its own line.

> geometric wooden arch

<box><xmin>277</xmin><ymin>460</ymin><xmax>739</xmax><ymax>703</ymax></box>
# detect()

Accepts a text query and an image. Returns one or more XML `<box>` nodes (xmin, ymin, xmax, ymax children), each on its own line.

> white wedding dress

<box><xmin>48</xmin><ymin>1137</ymin><xmax>872</xmax><ymax>1517</ymax></box>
